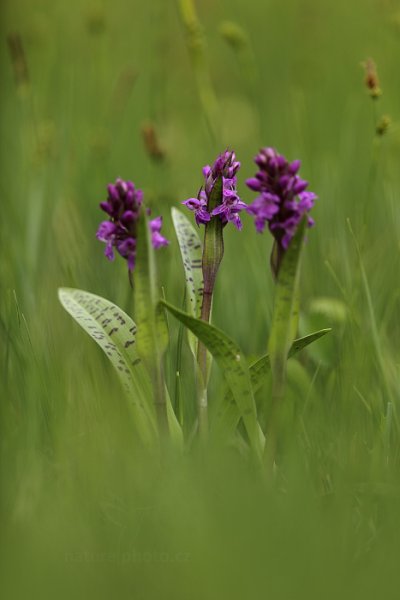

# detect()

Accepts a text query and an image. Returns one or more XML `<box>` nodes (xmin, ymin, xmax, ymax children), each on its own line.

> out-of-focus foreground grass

<box><xmin>1</xmin><ymin>0</ymin><xmax>400</xmax><ymax>598</ymax></box>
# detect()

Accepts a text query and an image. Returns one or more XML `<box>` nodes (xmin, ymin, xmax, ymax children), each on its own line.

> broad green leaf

<box><xmin>57</xmin><ymin>288</ymin><xmax>157</xmax><ymax>445</ymax></box>
<box><xmin>160</xmin><ymin>300</ymin><xmax>264</xmax><ymax>460</ymax></box>
<box><xmin>171</xmin><ymin>207</ymin><xmax>203</xmax><ymax>320</ymax></box>
<box><xmin>171</xmin><ymin>207</ymin><xmax>204</xmax><ymax>358</ymax></box>
<box><xmin>212</xmin><ymin>329</ymin><xmax>332</xmax><ymax>441</ymax></box>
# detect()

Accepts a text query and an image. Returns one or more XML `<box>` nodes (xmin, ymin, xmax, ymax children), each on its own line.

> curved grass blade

<box><xmin>212</xmin><ymin>328</ymin><xmax>332</xmax><ymax>442</ymax></box>
<box><xmin>58</xmin><ymin>288</ymin><xmax>157</xmax><ymax>445</ymax></box>
<box><xmin>160</xmin><ymin>299</ymin><xmax>264</xmax><ymax>460</ymax></box>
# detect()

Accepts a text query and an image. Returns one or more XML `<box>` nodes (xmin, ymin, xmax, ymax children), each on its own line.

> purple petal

<box><xmin>100</xmin><ymin>201</ymin><xmax>114</xmax><ymax>216</ymax></box>
<box><xmin>96</xmin><ymin>221</ymin><xmax>116</xmax><ymax>241</ymax></box>
<box><xmin>104</xmin><ymin>241</ymin><xmax>115</xmax><ymax>261</ymax></box>
<box><xmin>151</xmin><ymin>231</ymin><xmax>169</xmax><ymax>249</ymax></box>
<box><xmin>228</xmin><ymin>213</ymin><xmax>242</xmax><ymax>230</ymax></box>
<box><xmin>149</xmin><ymin>216</ymin><xmax>163</xmax><ymax>233</ymax></box>
<box><xmin>246</xmin><ymin>177</ymin><xmax>262</xmax><ymax>192</ymax></box>
<box><xmin>211</xmin><ymin>204</ymin><xmax>226</xmax><ymax>216</ymax></box>
<box><xmin>121</xmin><ymin>210</ymin><xmax>136</xmax><ymax>224</ymax></box>
<box><xmin>292</xmin><ymin>178</ymin><xmax>308</xmax><ymax>194</ymax></box>
<box><xmin>288</xmin><ymin>159</ymin><xmax>301</xmax><ymax>174</ymax></box>
<box><xmin>117</xmin><ymin>237</ymin><xmax>136</xmax><ymax>257</ymax></box>
<box><xmin>255</xmin><ymin>217</ymin><xmax>266</xmax><ymax>233</ymax></box>
<box><xmin>182</xmin><ymin>198</ymin><xmax>202</xmax><ymax>210</ymax></box>
<box><xmin>195</xmin><ymin>209</ymin><xmax>211</xmax><ymax>225</ymax></box>
<box><xmin>135</xmin><ymin>189</ymin><xmax>144</xmax><ymax>205</ymax></box>
<box><xmin>107</xmin><ymin>184</ymin><xmax>119</xmax><ymax>201</ymax></box>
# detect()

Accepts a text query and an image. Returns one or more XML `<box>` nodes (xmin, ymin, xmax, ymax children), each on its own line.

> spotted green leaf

<box><xmin>57</xmin><ymin>288</ymin><xmax>157</xmax><ymax>445</ymax></box>
<box><xmin>160</xmin><ymin>300</ymin><xmax>264</xmax><ymax>460</ymax></box>
<box><xmin>212</xmin><ymin>328</ymin><xmax>332</xmax><ymax>441</ymax></box>
<box><xmin>171</xmin><ymin>207</ymin><xmax>203</xmax><ymax>356</ymax></box>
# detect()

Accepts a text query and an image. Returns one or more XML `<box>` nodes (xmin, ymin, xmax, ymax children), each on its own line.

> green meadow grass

<box><xmin>2</xmin><ymin>0</ymin><xmax>400</xmax><ymax>598</ymax></box>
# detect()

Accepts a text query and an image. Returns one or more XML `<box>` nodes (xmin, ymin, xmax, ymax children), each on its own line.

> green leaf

<box><xmin>268</xmin><ymin>218</ymin><xmax>307</xmax><ymax>396</ymax></box>
<box><xmin>134</xmin><ymin>211</ymin><xmax>169</xmax><ymax>431</ymax></box>
<box><xmin>171</xmin><ymin>207</ymin><xmax>204</xmax><ymax>358</ymax></box>
<box><xmin>135</xmin><ymin>211</ymin><xmax>169</xmax><ymax>365</ymax></box>
<box><xmin>212</xmin><ymin>328</ymin><xmax>332</xmax><ymax>443</ymax></box>
<box><xmin>57</xmin><ymin>288</ymin><xmax>157</xmax><ymax>445</ymax></box>
<box><xmin>165</xmin><ymin>385</ymin><xmax>184</xmax><ymax>450</ymax></box>
<box><xmin>252</xmin><ymin>329</ymin><xmax>332</xmax><ymax>391</ymax></box>
<box><xmin>171</xmin><ymin>207</ymin><xmax>203</xmax><ymax>320</ymax></box>
<box><xmin>266</xmin><ymin>218</ymin><xmax>308</xmax><ymax>466</ymax></box>
<box><xmin>160</xmin><ymin>299</ymin><xmax>264</xmax><ymax>460</ymax></box>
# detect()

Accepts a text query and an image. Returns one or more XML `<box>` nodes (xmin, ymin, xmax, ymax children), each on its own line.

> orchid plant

<box><xmin>58</xmin><ymin>148</ymin><xmax>329</xmax><ymax>467</ymax></box>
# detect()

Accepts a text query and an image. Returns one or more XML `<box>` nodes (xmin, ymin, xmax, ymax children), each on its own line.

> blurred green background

<box><xmin>1</xmin><ymin>0</ymin><xmax>400</xmax><ymax>598</ymax></box>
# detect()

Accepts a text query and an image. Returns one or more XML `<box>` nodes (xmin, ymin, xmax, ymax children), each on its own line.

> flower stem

<box><xmin>196</xmin><ymin>289</ymin><xmax>212</xmax><ymax>436</ymax></box>
<box><xmin>196</xmin><ymin>177</ymin><xmax>224</xmax><ymax>438</ymax></box>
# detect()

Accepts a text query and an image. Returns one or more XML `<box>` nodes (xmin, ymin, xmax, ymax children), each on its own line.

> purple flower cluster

<box><xmin>96</xmin><ymin>178</ymin><xmax>169</xmax><ymax>271</ymax></box>
<box><xmin>246</xmin><ymin>148</ymin><xmax>317</xmax><ymax>249</ymax></box>
<box><xmin>182</xmin><ymin>151</ymin><xmax>247</xmax><ymax>230</ymax></box>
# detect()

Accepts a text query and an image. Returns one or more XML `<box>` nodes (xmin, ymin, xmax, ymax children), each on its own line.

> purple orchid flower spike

<box><xmin>182</xmin><ymin>150</ymin><xmax>247</xmax><ymax>229</ymax></box>
<box><xmin>246</xmin><ymin>148</ymin><xmax>317</xmax><ymax>275</ymax></box>
<box><xmin>96</xmin><ymin>178</ymin><xmax>169</xmax><ymax>272</ymax></box>
<box><xmin>246</xmin><ymin>148</ymin><xmax>316</xmax><ymax>247</ymax></box>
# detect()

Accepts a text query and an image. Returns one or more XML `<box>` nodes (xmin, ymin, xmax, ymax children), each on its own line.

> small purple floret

<box><xmin>182</xmin><ymin>150</ymin><xmax>246</xmax><ymax>230</ymax></box>
<box><xmin>96</xmin><ymin>178</ymin><xmax>169</xmax><ymax>271</ymax></box>
<box><xmin>246</xmin><ymin>148</ymin><xmax>317</xmax><ymax>249</ymax></box>
<box><xmin>182</xmin><ymin>194</ymin><xmax>211</xmax><ymax>226</ymax></box>
<box><xmin>149</xmin><ymin>216</ymin><xmax>170</xmax><ymax>249</ymax></box>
